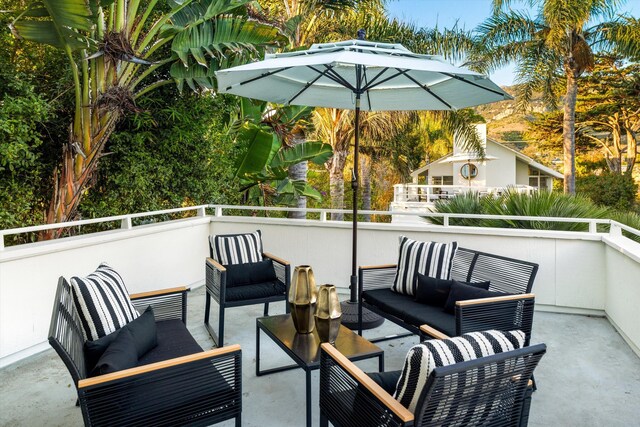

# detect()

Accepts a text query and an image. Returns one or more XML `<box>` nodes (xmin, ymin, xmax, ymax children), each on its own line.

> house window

<box><xmin>460</xmin><ymin>163</ymin><xmax>478</xmax><ymax>180</ymax></box>
<box><xmin>528</xmin><ymin>168</ymin><xmax>549</xmax><ymax>189</ymax></box>
<box><xmin>432</xmin><ymin>176</ymin><xmax>453</xmax><ymax>185</ymax></box>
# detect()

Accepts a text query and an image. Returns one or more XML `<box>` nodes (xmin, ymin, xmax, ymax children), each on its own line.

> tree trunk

<box><xmin>288</xmin><ymin>132</ymin><xmax>307</xmax><ymax>219</ymax></box>
<box><xmin>41</xmin><ymin>114</ymin><xmax>118</xmax><ymax>240</ymax></box>
<box><xmin>563</xmin><ymin>70</ymin><xmax>578</xmax><ymax>194</ymax></box>
<box><xmin>326</xmin><ymin>150</ymin><xmax>348</xmax><ymax>221</ymax></box>
<box><xmin>361</xmin><ymin>155</ymin><xmax>372</xmax><ymax>222</ymax></box>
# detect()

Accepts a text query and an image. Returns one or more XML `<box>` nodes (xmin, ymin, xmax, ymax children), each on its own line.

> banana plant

<box><xmin>231</xmin><ymin>99</ymin><xmax>332</xmax><ymax>205</ymax></box>
<box><xmin>9</xmin><ymin>0</ymin><xmax>284</xmax><ymax>238</ymax></box>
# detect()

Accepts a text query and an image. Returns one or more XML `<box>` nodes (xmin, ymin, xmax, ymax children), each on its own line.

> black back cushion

<box><xmin>225</xmin><ymin>259</ymin><xmax>277</xmax><ymax>288</ymax></box>
<box><xmin>443</xmin><ymin>280</ymin><xmax>506</xmax><ymax>314</ymax></box>
<box><xmin>415</xmin><ymin>274</ymin><xmax>490</xmax><ymax>307</ymax></box>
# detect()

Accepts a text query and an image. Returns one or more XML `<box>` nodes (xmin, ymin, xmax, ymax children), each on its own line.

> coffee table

<box><xmin>256</xmin><ymin>314</ymin><xmax>384</xmax><ymax>427</ymax></box>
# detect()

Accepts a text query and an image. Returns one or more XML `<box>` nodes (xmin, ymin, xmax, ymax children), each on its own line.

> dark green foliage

<box><xmin>79</xmin><ymin>90</ymin><xmax>242</xmax><ymax>218</ymax></box>
<box><xmin>428</xmin><ymin>190</ymin><xmax>611</xmax><ymax>232</ymax></box>
<box><xmin>577</xmin><ymin>173</ymin><xmax>638</xmax><ymax>211</ymax></box>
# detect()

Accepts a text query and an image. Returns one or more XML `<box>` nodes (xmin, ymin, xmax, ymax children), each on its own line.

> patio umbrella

<box><xmin>216</xmin><ymin>32</ymin><xmax>511</xmax><ymax>328</ymax></box>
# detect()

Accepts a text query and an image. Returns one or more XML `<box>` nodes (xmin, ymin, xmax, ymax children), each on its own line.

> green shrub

<box><xmin>429</xmin><ymin>193</ymin><xmax>487</xmax><ymax>226</ymax></box>
<box><xmin>576</xmin><ymin>173</ymin><xmax>638</xmax><ymax>211</ymax></box>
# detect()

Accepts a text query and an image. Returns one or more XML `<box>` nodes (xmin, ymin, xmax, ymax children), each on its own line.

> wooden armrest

<box><xmin>78</xmin><ymin>344</ymin><xmax>241</xmax><ymax>388</ymax></box>
<box><xmin>321</xmin><ymin>344</ymin><xmax>414</xmax><ymax>423</ymax></box>
<box><xmin>420</xmin><ymin>324</ymin><xmax>450</xmax><ymax>340</ymax></box>
<box><xmin>263</xmin><ymin>252</ymin><xmax>289</xmax><ymax>266</ymax></box>
<box><xmin>129</xmin><ymin>286</ymin><xmax>187</xmax><ymax>300</ymax></box>
<box><xmin>206</xmin><ymin>257</ymin><xmax>226</xmax><ymax>272</ymax></box>
<box><xmin>456</xmin><ymin>293</ymin><xmax>535</xmax><ymax>307</ymax></box>
<box><xmin>359</xmin><ymin>264</ymin><xmax>397</xmax><ymax>270</ymax></box>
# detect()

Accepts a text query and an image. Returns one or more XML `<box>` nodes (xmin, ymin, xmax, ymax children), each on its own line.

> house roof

<box><xmin>410</xmin><ymin>139</ymin><xmax>564</xmax><ymax>179</ymax></box>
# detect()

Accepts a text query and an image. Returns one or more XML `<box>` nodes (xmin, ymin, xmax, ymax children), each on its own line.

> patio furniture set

<box><xmin>49</xmin><ymin>231</ymin><xmax>545</xmax><ymax>426</ymax></box>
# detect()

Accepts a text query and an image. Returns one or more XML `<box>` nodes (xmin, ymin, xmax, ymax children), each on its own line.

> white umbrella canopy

<box><xmin>216</xmin><ymin>39</ymin><xmax>511</xmax><ymax>111</ymax></box>
<box><xmin>215</xmin><ymin>37</ymin><xmax>510</xmax><ymax>328</ymax></box>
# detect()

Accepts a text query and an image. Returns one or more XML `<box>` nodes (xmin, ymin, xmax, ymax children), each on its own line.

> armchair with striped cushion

<box><xmin>319</xmin><ymin>329</ymin><xmax>546</xmax><ymax>427</ymax></box>
<box><xmin>204</xmin><ymin>230</ymin><xmax>290</xmax><ymax>347</ymax></box>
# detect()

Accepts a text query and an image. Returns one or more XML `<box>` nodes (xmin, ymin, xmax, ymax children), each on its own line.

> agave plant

<box><xmin>10</xmin><ymin>0</ymin><xmax>284</xmax><ymax>238</ymax></box>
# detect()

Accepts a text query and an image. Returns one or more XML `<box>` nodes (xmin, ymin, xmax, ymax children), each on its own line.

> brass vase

<box><xmin>314</xmin><ymin>284</ymin><xmax>342</xmax><ymax>343</ymax></box>
<box><xmin>289</xmin><ymin>265</ymin><xmax>317</xmax><ymax>334</ymax></box>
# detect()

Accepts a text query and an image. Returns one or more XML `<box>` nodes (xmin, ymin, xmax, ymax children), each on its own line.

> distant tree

<box><xmin>478</xmin><ymin>0</ymin><xmax>640</xmax><ymax>194</ymax></box>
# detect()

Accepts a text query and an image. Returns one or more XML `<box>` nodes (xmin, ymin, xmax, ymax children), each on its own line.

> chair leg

<box><xmin>320</xmin><ymin>412</ymin><xmax>329</xmax><ymax>427</ymax></box>
<box><xmin>218</xmin><ymin>305</ymin><xmax>225</xmax><ymax>348</ymax></box>
<box><xmin>264</xmin><ymin>302</ymin><xmax>269</xmax><ymax>316</ymax></box>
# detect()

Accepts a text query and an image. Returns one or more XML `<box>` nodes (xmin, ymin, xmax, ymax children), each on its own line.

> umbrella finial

<box><xmin>357</xmin><ymin>29</ymin><xmax>366</xmax><ymax>40</ymax></box>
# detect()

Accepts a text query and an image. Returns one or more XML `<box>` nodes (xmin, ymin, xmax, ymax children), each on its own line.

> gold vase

<box><xmin>314</xmin><ymin>284</ymin><xmax>342</xmax><ymax>343</ymax></box>
<box><xmin>289</xmin><ymin>265</ymin><xmax>317</xmax><ymax>334</ymax></box>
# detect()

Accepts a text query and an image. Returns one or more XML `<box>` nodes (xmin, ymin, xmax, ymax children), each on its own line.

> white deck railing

<box><xmin>2</xmin><ymin>203</ymin><xmax>635</xmax><ymax>249</ymax></box>
<box><xmin>393</xmin><ymin>183</ymin><xmax>537</xmax><ymax>203</ymax></box>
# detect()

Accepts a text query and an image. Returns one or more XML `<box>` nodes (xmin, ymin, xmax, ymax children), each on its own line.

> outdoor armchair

<box><xmin>49</xmin><ymin>277</ymin><xmax>242</xmax><ymax>427</ymax></box>
<box><xmin>205</xmin><ymin>230</ymin><xmax>290</xmax><ymax>347</ymax></box>
<box><xmin>319</xmin><ymin>337</ymin><xmax>546</xmax><ymax>427</ymax></box>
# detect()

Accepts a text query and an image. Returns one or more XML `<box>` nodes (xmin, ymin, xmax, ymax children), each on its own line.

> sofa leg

<box><xmin>320</xmin><ymin>411</ymin><xmax>329</xmax><ymax>427</ymax></box>
<box><xmin>218</xmin><ymin>306</ymin><xmax>225</xmax><ymax>348</ymax></box>
<box><xmin>264</xmin><ymin>302</ymin><xmax>269</xmax><ymax>316</ymax></box>
<box><xmin>235</xmin><ymin>414</ymin><xmax>241</xmax><ymax>427</ymax></box>
<box><xmin>204</xmin><ymin>292</ymin><xmax>211</xmax><ymax>324</ymax></box>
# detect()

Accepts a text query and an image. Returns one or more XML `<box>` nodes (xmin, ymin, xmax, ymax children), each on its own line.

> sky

<box><xmin>386</xmin><ymin>0</ymin><xmax>640</xmax><ymax>86</ymax></box>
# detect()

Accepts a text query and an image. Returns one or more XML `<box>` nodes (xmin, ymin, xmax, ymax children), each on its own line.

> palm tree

<box><xmin>478</xmin><ymin>0</ymin><xmax>640</xmax><ymax>193</ymax></box>
<box><xmin>9</xmin><ymin>0</ymin><xmax>282</xmax><ymax>238</ymax></box>
<box><xmin>256</xmin><ymin>0</ymin><xmax>360</xmax><ymax>218</ymax></box>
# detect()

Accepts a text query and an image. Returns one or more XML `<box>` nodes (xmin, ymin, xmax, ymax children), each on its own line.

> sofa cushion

<box><xmin>90</xmin><ymin>327</ymin><xmax>138</xmax><ymax>377</ymax></box>
<box><xmin>225</xmin><ymin>259</ymin><xmax>277</xmax><ymax>288</ymax></box>
<box><xmin>137</xmin><ymin>319</ymin><xmax>203</xmax><ymax>366</ymax></box>
<box><xmin>443</xmin><ymin>280</ymin><xmax>506</xmax><ymax>314</ymax></box>
<box><xmin>415</xmin><ymin>274</ymin><xmax>490</xmax><ymax>306</ymax></box>
<box><xmin>392</xmin><ymin>237</ymin><xmax>458</xmax><ymax>296</ymax></box>
<box><xmin>210</xmin><ymin>230</ymin><xmax>263</xmax><ymax>265</ymax></box>
<box><xmin>393</xmin><ymin>330</ymin><xmax>525</xmax><ymax>413</ymax></box>
<box><xmin>84</xmin><ymin>306</ymin><xmax>158</xmax><ymax>370</ymax></box>
<box><xmin>71</xmin><ymin>263</ymin><xmax>139</xmax><ymax>341</ymax></box>
<box><xmin>402</xmin><ymin>304</ymin><xmax>456</xmax><ymax>336</ymax></box>
<box><xmin>363</xmin><ymin>289</ymin><xmax>456</xmax><ymax>336</ymax></box>
<box><xmin>225</xmin><ymin>280</ymin><xmax>286</xmax><ymax>302</ymax></box>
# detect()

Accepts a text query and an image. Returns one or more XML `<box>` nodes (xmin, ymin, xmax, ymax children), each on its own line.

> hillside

<box><xmin>475</xmin><ymin>86</ymin><xmax>548</xmax><ymax>142</ymax></box>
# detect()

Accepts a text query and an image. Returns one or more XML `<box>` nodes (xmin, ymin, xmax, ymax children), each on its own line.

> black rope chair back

<box><xmin>415</xmin><ymin>344</ymin><xmax>546</xmax><ymax>427</ymax></box>
<box><xmin>48</xmin><ymin>277</ymin><xmax>87</xmax><ymax>386</ymax></box>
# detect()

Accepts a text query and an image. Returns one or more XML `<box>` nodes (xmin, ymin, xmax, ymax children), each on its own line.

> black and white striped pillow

<box><xmin>210</xmin><ymin>230</ymin><xmax>263</xmax><ymax>265</ymax></box>
<box><xmin>393</xmin><ymin>330</ymin><xmax>525</xmax><ymax>413</ymax></box>
<box><xmin>71</xmin><ymin>263</ymin><xmax>139</xmax><ymax>341</ymax></box>
<box><xmin>392</xmin><ymin>237</ymin><xmax>457</xmax><ymax>296</ymax></box>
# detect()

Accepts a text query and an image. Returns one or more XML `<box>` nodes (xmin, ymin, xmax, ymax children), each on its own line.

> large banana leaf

<box><xmin>171</xmin><ymin>17</ymin><xmax>284</xmax><ymax>67</ymax></box>
<box><xmin>271</xmin><ymin>141</ymin><xmax>333</xmax><ymax>168</ymax></box>
<box><xmin>167</xmin><ymin>0</ymin><xmax>252</xmax><ymax>32</ymax></box>
<box><xmin>276</xmin><ymin>179</ymin><xmax>323</xmax><ymax>201</ymax></box>
<box><xmin>234</xmin><ymin>124</ymin><xmax>279</xmax><ymax>179</ymax></box>
<box><xmin>11</xmin><ymin>0</ymin><xmax>94</xmax><ymax>50</ymax></box>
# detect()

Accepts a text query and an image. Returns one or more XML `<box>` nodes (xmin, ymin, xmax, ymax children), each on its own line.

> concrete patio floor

<box><xmin>1</xmin><ymin>285</ymin><xmax>639</xmax><ymax>427</ymax></box>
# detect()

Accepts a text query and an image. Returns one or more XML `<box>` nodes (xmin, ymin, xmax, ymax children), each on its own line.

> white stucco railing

<box><xmin>393</xmin><ymin>183</ymin><xmax>537</xmax><ymax>204</ymax></box>
<box><xmin>1</xmin><ymin>205</ymin><xmax>639</xmax><ymax>367</ymax></box>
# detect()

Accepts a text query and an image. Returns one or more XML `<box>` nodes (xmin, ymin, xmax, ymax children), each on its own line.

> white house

<box><xmin>391</xmin><ymin>124</ymin><xmax>563</xmax><ymax>217</ymax></box>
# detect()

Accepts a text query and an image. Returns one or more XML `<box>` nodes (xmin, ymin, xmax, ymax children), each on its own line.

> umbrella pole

<box><xmin>341</xmin><ymin>87</ymin><xmax>383</xmax><ymax>332</ymax></box>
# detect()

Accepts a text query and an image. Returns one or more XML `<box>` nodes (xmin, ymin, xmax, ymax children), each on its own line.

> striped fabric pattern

<box><xmin>393</xmin><ymin>329</ymin><xmax>525</xmax><ymax>413</ymax></box>
<box><xmin>392</xmin><ymin>237</ymin><xmax>458</xmax><ymax>296</ymax></box>
<box><xmin>70</xmin><ymin>263</ymin><xmax>139</xmax><ymax>341</ymax></box>
<box><xmin>210</xmin><ymin>230</ymin><xmax>263</xmax><ymax>265</ymax></box>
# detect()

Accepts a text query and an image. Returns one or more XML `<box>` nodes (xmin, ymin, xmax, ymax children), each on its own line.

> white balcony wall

<box><xmin>0</xmin><ymin>218</ymin><xmax>210</xmax><ymax>367</ymax></box>
<box><xmin>1</xmin><ymin>211</ymin><xmax>639</xmax><ymax>367</ymax></box>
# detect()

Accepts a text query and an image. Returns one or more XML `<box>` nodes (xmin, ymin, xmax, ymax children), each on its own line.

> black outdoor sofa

<box><xmin>49</xmin><ymin>278</ymin><xmax>242</xmax><ymax>427</ymax></box>
<box><xmin>358</xmin><ymin>247</ymin><xmax>538</xmax><ymax>345</ymax></box>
